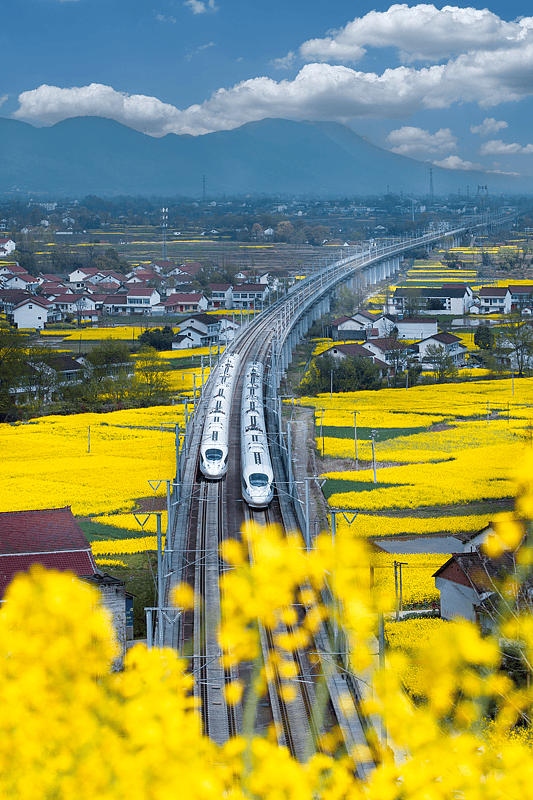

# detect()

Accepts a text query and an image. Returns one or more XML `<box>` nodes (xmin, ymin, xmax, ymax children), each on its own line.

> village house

<box><xmin>158</xmin><ymin>293</ymin><xmax>208</xmax><ymax>315</ymax></box>
<box><xmin>172</xmin><ymin>328</ymin><xmax>205</xmax><ymax>349</ymax></box>
<box><xmin>394</xmin><ymin>284</ymin><xmax>474</xmax><ymax>315</ymax></box>
<box><xmin>178</xmin><ymin>313</ymin><xmax>219</xmax><ymax>343</ymax></box>
<box><xmin>360</xmin><ymin>337</ymin><xmax>409</xmax><ymax>368</ymax></box>
<box><xmin>12</xmin><ymin>296</ymin><xmax>51</xmax><ymax>329</ymax></box>
<box><xmin>0</xmin><ymin>507</ymin><xmax>130</xmax><ymax>662</ymax></box>
<box><xmin>0</xmin><ymin>507</ymin><xmax>98</xmax><ymax>600</ymax></box>
<box><xmin>0</xmin><ymin>289</ymin><xmax>33</xmax><ymax>316</ymax></box>
<box><xmin>411</xmin><ymin>331</ymin><xmax>467</xmax><ymax>368</ymax></box>
<box><xmin>232</xmin><ymin>284</ymin><xmax>269</xmax><ymax>309</ymax></box>
<box><xmin>509</xmin><ymin>284</ymin><xmax>533</xmax><ymax>311</ymax></box>
<box><xmin>0</xmin><ymin>238</ymin><xmax>16</xmax><ymax>257</ymax></box>
<box><xmin>4</xmin><ymin>272</ymin><xmax>40</xmax><ymax>292</ymax></box>
<box><xmin>208</xmin><ymin>284</ymin><xmax>233</xmax><ymax>310</ymax></box>
<box><xmin>394</xmin><ymin>316</ymin><xmax>439</xmax><ymax>340</ymax></box>
<box><xmin>124</xmin><ymin>287</ymin><xmax>161</xmax><ymax>313</ymax></box>
<box><xmin>329</xmin><ymin>315</ymin><xmax>370</xmax><ymax>341</ymax></box>
<box><xmin>322</xmin><ymin>342</ymin><xmax>391</xmax><ymax>378</ymax></box>
<box><xmin>68</xmin><ymin>267</ymin><xmax>102</xmax><ymax>291</ymax></box>
<box><xmin>477</xmin><ymin>286</ymin><xmax>513</xmax><ymax>315</ymax></box>
<box><xmin>51</xmin><ymin>293</ymin><xmax>97</xmax><ymax>321</ymax></box>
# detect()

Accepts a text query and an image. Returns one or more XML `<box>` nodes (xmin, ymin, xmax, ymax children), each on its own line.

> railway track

<box><xmin>175</xmin><ymin>316</ymin><xmax>275</xmax><ymax>742</ymax></box>
<box><xmin>168</xmin><ymin>289</ymin><xmax>379</xmax><ymax>769</ymax></box>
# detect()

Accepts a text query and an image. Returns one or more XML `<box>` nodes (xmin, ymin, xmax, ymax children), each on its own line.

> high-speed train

<box><xmin>240</xmin><ymin>360</ymin><xmax>274</xmax><ymax>508</ymax></box>
<box><xmin>199</xmin><ymin>352</ymin><xmax>240</xmax><ymax>479</ymax></box>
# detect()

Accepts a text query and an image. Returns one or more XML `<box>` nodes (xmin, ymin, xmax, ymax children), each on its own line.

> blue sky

<box><xmin>4</xmin><ymin>1</ymin><xmax>533</xmax><ymax>179</ymax></box>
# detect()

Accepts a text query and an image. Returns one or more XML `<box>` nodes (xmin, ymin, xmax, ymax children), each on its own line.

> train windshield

<box><xmin>205</xmin><ymin>448</ymin><xmax>223</xmax><ymax>461</ymax></box>
<box><xmin>249</xmin><ymin>473</ymin><xmax>269</xmax><ymax>487</ymax></box>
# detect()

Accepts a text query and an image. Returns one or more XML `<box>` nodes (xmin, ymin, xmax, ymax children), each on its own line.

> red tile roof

<box><xmin>0</xmin><ymin>507</ymin><xmax>97</xmax><ymax>598</ymax></box>
<box><xmin>0</xmin><ymin>507</ymin><xmax>92</xmax><ymax>554</ymax></box>
<box><xmin>127</xmin><ymin>287</ymin><xmax>157</xmax><ymax>297</ymax></box>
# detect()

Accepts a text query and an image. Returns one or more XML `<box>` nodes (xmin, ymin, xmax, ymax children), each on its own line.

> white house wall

<box><xmin>435</xmin><ymin>577</ymin><xmax>479</xmax><ymax>622</ymax></box>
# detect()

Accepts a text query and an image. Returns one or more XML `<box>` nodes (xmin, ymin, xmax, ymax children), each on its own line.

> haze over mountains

<box><xmin>1</xmin><ymin>116</ymin><xmax>531</xmax><ymax>198</ymax></box>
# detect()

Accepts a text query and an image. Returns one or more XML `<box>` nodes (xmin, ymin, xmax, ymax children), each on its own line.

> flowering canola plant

<box><xmin>302</xmin><ymin>379</ymin><xmax>532</xmax><ymax>519</ymax></box>
<box><xmin>385</xmin><ymin>618</ymin><xmax>449</xmax><ymax>697</ymax></box>
<box><xmin>0</xmin><ymin>408</ymin><xmax>180</xmax><ymax>516</ymax></box>
<box><xmin>91</xmin><ymin>536</ymin><xmax>163</xmax><ymax>555</ymax></box>
<box><xmin>371</xmin><ymin>552</ymin><xmax>449</xmax><ymax>605</ymax></box>
<box><xmin>2</xmin><ymin>454</ymin><xmax>533</xmax><ymax>799</ymax></box>
<box><xmin>331</xmin><ymin>512</ymin><xmax>494</xmax><ymax>539</ymax></box>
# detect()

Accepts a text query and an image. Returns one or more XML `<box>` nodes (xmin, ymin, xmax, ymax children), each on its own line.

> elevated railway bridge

<box><xmin>153</xmin><ymin>209</ymin><xmax>516</xmax><ymax>769</ymax></box>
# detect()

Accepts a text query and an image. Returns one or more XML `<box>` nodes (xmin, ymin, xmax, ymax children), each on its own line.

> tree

<box><xmin>423</xmin><ymin>343</ymin><xmax>458</xmax><ymax>382</ymax></box>
<box><xmin>403</xmin><ymin>288</ymin><xmax>426</xmax><ymax>317</ymax></box>
<box><xmin>333</xmin><ymin>286</ymin><xmax>360</xmax><ymax>317</ymax></box>
<box><xmin>304</xmin><ymin>225</ymin><xmax>330</xmax><ymax>246</ymax></box>
<box><xmin>132</xmin><ymin>346</ymin><xmax>171</xmax><ymax>404</ymax></box>
<box><xmin>0</xmin><ymin>326</ymin><xmax>30</xmax><ymax>421</ymax></box>
<box><xmin>137</xmin><ymin>326</ymin><xmax>174</xmax><ymax>351</ymax></box>
<box><xmin>497</xmin><ymin>313</ymin><xmax>533</xmax><ymax>377</ymax></box>
<box><xmin>474</xmin><ymin>324</ymin><xmax>495</xmax><ymax>350</ymax></box>
<box><xmin>299</xmin><ymin>353</ymin><xmax>382</xmax><ymax>394</ymax></box>
<box><xmin>22</xmin><ymin>344</ymin><xmax>60</xmax><ymax>411</ymax></box>
<box><xmin>82</xmin><ymin>340</ymin><xmax>134</xmax><ymax>407</ymax></box>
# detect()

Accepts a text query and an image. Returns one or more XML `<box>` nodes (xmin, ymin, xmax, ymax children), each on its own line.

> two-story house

<box><xmin>412</xmin><ymin>331</ymin><xmax>467</xmax><ymax>368</ymax></box>
<box><xmin>477</xmin><ymin>287</ymin><xmax>512</xmax><ymax>315</ymax></box>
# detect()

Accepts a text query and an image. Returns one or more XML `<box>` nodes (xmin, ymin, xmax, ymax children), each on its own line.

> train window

<box><xmin>212</xmin><ymin>431</ymin><xmax>218</xmax><ymax>441</ymax></box>
<box><xmin>205</xmin><ymin>448</ymin><xmax>223</xmax><ymax>461</ymax></box>
<box><xmin>249</xmin><ymin>473</ymin><xmax>269</xmax><ymax>487</ymax></box>
<box><xmin>215</xmin><ymin>401</ymin><xmax>222</xmax><ymax>410</ymax></box>
<box><xmin>254</xmin><ymin>452</ymin><xmax>261</xmax><ymax>464</ymax></box>
<box><xmin>250</xmin><ymin>402</ymin><xmax>256</xmax><ymax>410</ymax></box>
<box><xmin>252</xmin><ymin>435</ymin><xmax>258</xmax><ymax>442</ymax></box>
<box><xmin>251</xmin><ymin>416</ymin><xmax>257</xmax><ymax>426</ymax></box>
<box><xmin>250</xmin><ymin>388</ymin><xmax>255</xmax><ymax>396</ymax></box>
<box><xmin>214</xmin><ymin>416</ymin><xmax>220</xmax><ymax>422</ymax></box>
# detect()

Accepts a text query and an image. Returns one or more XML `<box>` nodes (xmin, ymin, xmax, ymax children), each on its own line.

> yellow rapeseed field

<box><xmin>301</xmin><ymin>377</ymin><xmax>532</xmax><ymax>521</ymax></box>
<box><xmin>0</xmin><ymin>407</ymin><xmax>182</xmax><ymax>517</ymax></box>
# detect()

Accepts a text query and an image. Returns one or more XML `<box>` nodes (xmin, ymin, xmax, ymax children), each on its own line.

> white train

<box><xmin>199</xmin><ymin>352</ymin><xmax>240</xmax><ymax>479</ymax></box>
<box><xmin>241</xmin><ymin>360</ymin><xmax>274</xmax><ymax>508</ymax></box>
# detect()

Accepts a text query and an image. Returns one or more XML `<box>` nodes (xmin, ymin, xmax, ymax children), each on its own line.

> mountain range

<box><xmin>1</xmin><ymin>116</ymin><xmax>531</xmax><ymax>198</ymax></box>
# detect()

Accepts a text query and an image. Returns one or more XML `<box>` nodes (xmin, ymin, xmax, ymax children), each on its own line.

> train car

<box><xmin>241</xmin><ymin>360</ymin><xmax>274</xmax><ymax>508</ymax></box>
<box><xmin>199</xmin><ymin>352</ymin><xmax>240</xmax><ymax>479</ymax></box>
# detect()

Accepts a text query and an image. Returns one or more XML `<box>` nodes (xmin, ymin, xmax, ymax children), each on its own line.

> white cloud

<box><xmin>480</xmin><ymin>139</ymin><xmax>533</xmax><ymax>155</ymax></box>
<box><xmin>11</xmin><ymin>38</ymin><xmax>533</xmax><ymax>137</ymax></box>
<box><xmin>156</xmin><ymin>13</ymin><xmax>177</xmax><ymax>23</ymax></box>
<box><xmin>185</xmin><ymin>42</ymin><xmax>216</xmax><ymax>61</ymax></box>
<box><xmin>387</xmin><ymin>126</ymin><xmax>457</xmax><ymax>154</ymax></box>
<box><xmin>432</xmin><ymin>155</ymin><xmax>483</xmax><ymax>171</ymax></box>
<box><xmin>184</xmin><ymin>0</ymin><xmax>217</xmax><ymax>14</ymax></box>
<box><xmin>470</xmin><ymin>117</ymin><xmax>508</xmax><ymax>136</ymax></box>
<box><xmin>300</xmin><ymin>5</ymin><xmax>533</xmax><ymax>64</ymax></box>
<box><xmin>13</xmin><ymin>84</ymin><xmax>185</xmax><ymax>136</ymax></box>
<box><xmin>270</xmin><ymin>51</ymin><xmax>296</xmax><ymax>70</ymax></box>
<box><xmin>0</xmin><ymin>94</ymin><xmax>7</xmax><ymax>108</ymax></box>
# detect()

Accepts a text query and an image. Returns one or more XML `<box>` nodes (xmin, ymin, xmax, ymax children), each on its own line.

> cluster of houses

<box><xmin>0</xmin><ymin>257</ymin><xmax>280</xmax><ymax>330</ymax></box>
<box><xmin>327</xmin><ymin>310</ymin><xmax>467</xmax><ymax>373</ymax></box>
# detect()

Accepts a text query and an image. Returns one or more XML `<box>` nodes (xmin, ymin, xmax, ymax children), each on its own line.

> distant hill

<box><xmin>0</xmin><ymin>116</ymin><xmax>531</xmax><ymax>197</ymax></box>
